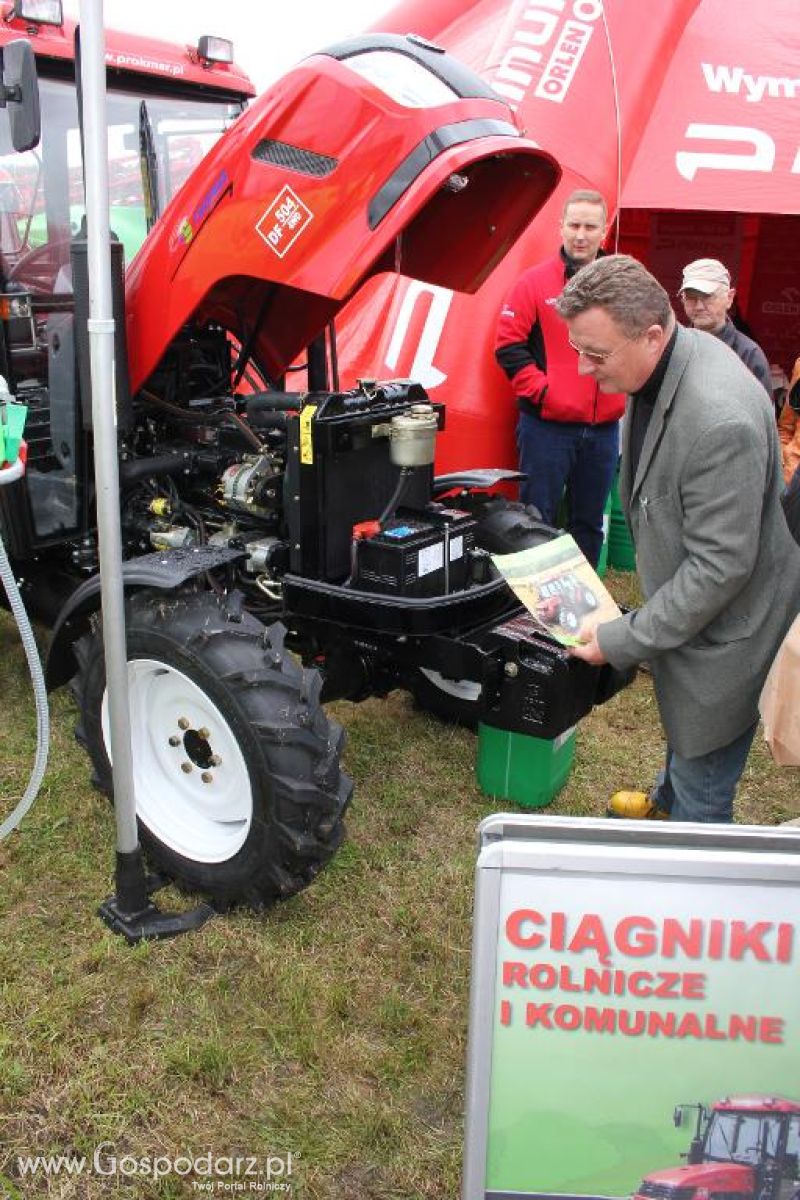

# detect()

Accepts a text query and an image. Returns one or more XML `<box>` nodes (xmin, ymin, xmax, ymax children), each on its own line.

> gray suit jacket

<box><xmin>599</xmin><ymin>324</ymin><xmax>800</xmax><ymax>758</ymax></box>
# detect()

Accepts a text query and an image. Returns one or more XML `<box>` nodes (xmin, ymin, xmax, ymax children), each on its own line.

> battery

<box><xmin>415</xmin><ymin>504</ymin><xmax>477</xmax><ymax>592</ymax></box>
<box><xmin>353</xmin><ymin>515</ymin><xmax>447</xmax><ymax>597</ymax></box>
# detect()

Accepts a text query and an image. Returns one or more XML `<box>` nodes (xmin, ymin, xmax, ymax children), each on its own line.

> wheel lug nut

<box><xmin>181</xmin><ymin>761</ymin><xmax>192</xmax><ymax>773</ymax></box>
<box><xmin>197</xmin><ymin>727</ymin><xmax>210</xmax><ymax>740</ymax></box>
<box><xmin>178</xmin><ymin>717</ymin><xmax>190</xmax><ymax>730</ymax></box>
<box><xmin>168</xmin><ymin>735</ymin><xmax>181</xmax><ymax>747</ymax></box>
<box><xmin>201</xmin><ymin>772</ymin><xmax>213</xmax><ymax>784</ymax></box>
<box><xmin>209</xmin><ymin>754</ymin><xmax>222</xmax><ymax>767</ymax></box>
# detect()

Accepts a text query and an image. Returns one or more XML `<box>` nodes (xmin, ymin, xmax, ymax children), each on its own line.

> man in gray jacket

<box><xmin>557</xmin><ymin>255</ymin><xmax>800</xmax><ymax>823</ymax></box>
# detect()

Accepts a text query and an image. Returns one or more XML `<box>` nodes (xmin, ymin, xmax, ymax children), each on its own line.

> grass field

<box><xmin>1</xmin><ymin>570</ymin><xmax>798</xmax><ymax>1198</ymax></box>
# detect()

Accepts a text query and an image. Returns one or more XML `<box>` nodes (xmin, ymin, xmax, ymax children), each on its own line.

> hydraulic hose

<box><xmin>0</xmin><ymin>519</ymin><xmax>49</xmax><ymax>840</ymax></box>
<box><xmin>378</xmin><ymin>466</ymin><xmax>413</xmax><ymax>527</ymax></box>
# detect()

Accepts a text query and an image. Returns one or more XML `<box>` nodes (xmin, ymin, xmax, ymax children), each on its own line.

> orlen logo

<box><xmin>490</xmin><ymin>0</ymin><xmax>603</xmax><ymax>109</ymax></box>
<box><xmin>762</xmin><ymin>287</ymin><xmax>800</xmax><ymax>318</ymax></box>
<box><xmin>256</xmin><ymin>186</ymin><xmax>313</xmax><ymax>259</ymax></box>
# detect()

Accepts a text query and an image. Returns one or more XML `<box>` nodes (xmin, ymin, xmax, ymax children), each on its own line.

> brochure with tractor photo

<box><xmin>491</xmin><ymin>533</ymin><xmax>622</xmax><ymax>646</ymax></box>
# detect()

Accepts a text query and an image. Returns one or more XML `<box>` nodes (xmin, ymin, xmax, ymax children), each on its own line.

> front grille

<box><xmin>639</xmin><ymin>1184</ymin><xmax>697</xmax><ymax>1200</ymax></box>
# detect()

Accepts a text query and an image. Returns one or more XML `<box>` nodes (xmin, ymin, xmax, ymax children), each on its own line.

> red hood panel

<box><xmin>125</xmin><ymin>45</ymin><xmax>559</xmax><ymax>393</ymax></box>
<box><xmin>644</xmin><ymin>1163</ymin><xmax>755</xmax><ymax>1190</ymax></box>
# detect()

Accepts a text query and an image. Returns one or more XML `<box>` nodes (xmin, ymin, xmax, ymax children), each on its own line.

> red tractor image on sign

<box><xmin>635</xmin><ymin>1096</ymin><xmax>800</xmax><ymax>1200</ymax></box>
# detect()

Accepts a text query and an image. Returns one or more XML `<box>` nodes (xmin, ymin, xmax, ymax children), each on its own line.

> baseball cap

<box><xmin>679</xmin><ymin>258</ymin><xmax>731</xmax><ymax>295</ymax></box>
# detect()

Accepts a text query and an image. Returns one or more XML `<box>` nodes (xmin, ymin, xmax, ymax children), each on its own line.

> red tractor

<box><xmin>0</xmin><ymin>3</ymin><xmax>632</xmax><ymax>910</ymax></box>
<box><xmin>635</xmin><ymin>1097</ymin><xmax>800</xmax><ymax>1200</ymax></box>
<box><xmin>535</xmin><ymin>572</ymin><xmax>599</xmax><ymax>637</ymax></box>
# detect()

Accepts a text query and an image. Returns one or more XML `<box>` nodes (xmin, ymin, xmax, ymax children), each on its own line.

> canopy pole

<box><xmin>78</xmin><ymin>0</ymin><xmax>214</xmax><ymax>941</ymax></box>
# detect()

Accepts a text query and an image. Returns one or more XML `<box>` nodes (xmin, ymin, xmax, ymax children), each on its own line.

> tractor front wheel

<box><xmin>72</xmin><ymin>589</ymin><xmax>352</xmax><ymax>910</ymax></box>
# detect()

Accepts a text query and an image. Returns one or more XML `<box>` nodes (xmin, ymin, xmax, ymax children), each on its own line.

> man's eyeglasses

<box><xmin>567</xmin><ymin>335</ymin><xmax>635</xmax><ymax>365</ymax></box>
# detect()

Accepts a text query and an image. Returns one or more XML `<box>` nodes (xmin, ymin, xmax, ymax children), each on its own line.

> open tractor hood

<box><xmin>124</xmin><ymin>33</ymin><xmax>560</xmax><ymax>392</ymax></box>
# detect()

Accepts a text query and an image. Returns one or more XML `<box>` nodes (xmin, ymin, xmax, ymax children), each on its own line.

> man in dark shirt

<box><xmin>679</xmin><ymin>258</ymin><xmax>772</xmax><ymax>397</ymax></box>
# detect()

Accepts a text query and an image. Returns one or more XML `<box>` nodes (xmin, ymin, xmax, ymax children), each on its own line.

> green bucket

<box><xmin>0</xmin><ymin>402</ymin><xmax>27</xmax><ymax>465</ymax></box>
<box><xmin>555</xmin><ymin>489</ymin><xmax>612</xmax><ymax>577</ymax></box>
<box><xmin>607</xmin><ymin>474</ymin><xmax>635</xmax><ymax>570</ymax></box>
<box><xmin>608</xmin><ymin>516</ymin><xmax>635</xmax><ymax>570</ymax></box>
<box><xmin>476</xmin><ymin>723</ymin><xmax>577</xmax><ymax>809</ymax></box>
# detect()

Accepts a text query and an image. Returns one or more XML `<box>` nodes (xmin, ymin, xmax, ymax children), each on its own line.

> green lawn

<box><xmin>0</xmin><ymin>571</ymin><xmax>797</xmax><ymax>1198</ymax></box>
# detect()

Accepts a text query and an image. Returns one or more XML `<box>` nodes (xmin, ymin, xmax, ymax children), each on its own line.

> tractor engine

<box><xmin>118</xmin><ymin>326</ymin><xmax>286</xmax><ymax>564</ymax></box>
<box><xmin>116</xmin><ymin>324</ymin><xmax>487</xmax><ymax>612</ymax></box>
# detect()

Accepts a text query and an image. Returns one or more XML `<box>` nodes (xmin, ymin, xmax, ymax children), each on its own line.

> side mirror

<box><xmin>1</xmin><ymin>40</ymin><xmax>40</xmax><ymax>152</ymax></box>
<box><xmin>687</xmin><ymin>1138</ymin><xmax>705</xmax><ymax>1166</ymax></box>
<box><xmin>673</xmin><ymin>1107</ymin><xmax>684</xmax><ymax>1128</ymax></box>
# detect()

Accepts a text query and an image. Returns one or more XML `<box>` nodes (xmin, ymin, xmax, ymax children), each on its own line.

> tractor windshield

<box><xmin>0</xmin><ymin>73</ymin><xmax>244</xmax><ymax>294</ymax></box>
<box><xmin>705</xmin><ymin>1112</ymin><xmax>783</xmax><ymax>1166</ymax></box>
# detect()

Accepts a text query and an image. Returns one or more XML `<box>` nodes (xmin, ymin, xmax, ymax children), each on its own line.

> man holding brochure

<box><xmin>554</xmin><ymin>255</ymin><xmax>800</xmax><ymax>824</ymax></box>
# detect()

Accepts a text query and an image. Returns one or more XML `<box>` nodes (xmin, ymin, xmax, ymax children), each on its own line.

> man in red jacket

<box><xmin>495</xmin><ymin>189</ymin><xmax>626</xmax><ymax>565</ymax></box>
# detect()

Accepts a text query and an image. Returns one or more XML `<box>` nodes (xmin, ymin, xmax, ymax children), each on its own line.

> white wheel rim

<box><xmin>418</xmin><ymin>667</ymin><xmax>482</xmax><ymax>703</ymax></box>
<box><xmin>102</xmin><ymin>659</ymin><xmax>253</xmax><ymax>863</ymax></box>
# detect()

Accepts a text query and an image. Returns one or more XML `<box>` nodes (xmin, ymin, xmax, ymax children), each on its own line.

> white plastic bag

<box><xmin>759</xmin><ymin>614</ymin><xmax>800</xmax><ymax>765</ymax></box>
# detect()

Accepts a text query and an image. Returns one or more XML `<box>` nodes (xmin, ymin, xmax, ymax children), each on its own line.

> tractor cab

<box><xmin>0</xmin><ymin>76</ymin><xmax>244</xmax><ymax>293</ymax></box>
<box><xmin>0</xmin><ymin>1</ymin><xmax>252</xmax><ymax>293</ymax></box>
<box><xmin>0</xmin><ymin>0</ymin><xmax>253</xmax><ymax>580</ymax></box>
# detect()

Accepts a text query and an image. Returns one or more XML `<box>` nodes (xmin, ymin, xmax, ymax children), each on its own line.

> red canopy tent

<box><xmin>617</xmin><ymin>0</ymin><xmax>800</xmax><ymax>377</ymax></box>
<box><xmin>332</xmin><ymin>0</ymin><xmax>798</xmax><ymax>471</ymax></box>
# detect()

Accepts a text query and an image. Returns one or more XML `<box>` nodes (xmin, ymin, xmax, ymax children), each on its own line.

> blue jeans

<box><xmin>516</xmin><ymin>410</ymin><xmax>619</xmax><ymax>566</ymax></box>
<box><xmin>651</xmin><ymin>721</ymin><xmax>759</xmax><ymax>823</ymax></box>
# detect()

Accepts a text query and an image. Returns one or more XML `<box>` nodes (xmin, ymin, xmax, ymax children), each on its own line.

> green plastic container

<box><xmin>608</xmin><ymin>515</ymin><xmax>636</xmax><ymax>570</ymax></box>
<box><xmin>555</xmin><ymin>490</ymin><xmax>611</xmax><ymax>577</ymax></box>
<box><xmin>476</xmin><ymin>723</ymin><xmax>577</xmax><ymax>809</ymax></box>
<box><xmin>607</xmin><ymin>472</ymin><xmax>636</xmax><ymax>571</ymax></box>
<box><xmin>0</xmin><ymin>402</ymin><xmax>27</xmax><ymax>465</ymax></box>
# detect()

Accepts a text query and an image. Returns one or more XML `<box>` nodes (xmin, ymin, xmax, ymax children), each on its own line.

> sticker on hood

<box><xmin>256</xmin><ymin>185</ymin><xmax>313</xmax><ymax>258</ymax></box>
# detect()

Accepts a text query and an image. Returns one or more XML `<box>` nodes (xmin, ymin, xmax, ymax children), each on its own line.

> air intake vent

<box><xmin>252</xmin><ymin>139</ymin><xmax>337</xmax><ymax>176</ymax></box>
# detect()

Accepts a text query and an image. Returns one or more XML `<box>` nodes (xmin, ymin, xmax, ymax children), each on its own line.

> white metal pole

<box><xmin>78</xmin><ymin>0</ymin><xmax>139</xmax><ymax>865</ymax></box>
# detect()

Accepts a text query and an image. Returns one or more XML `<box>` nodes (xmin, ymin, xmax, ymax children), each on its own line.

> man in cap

<box><xmin>557</xmin><ymin>254</ymin><xmax>800</xmax><ymax>823</ymax></box>
<box><xmin>679</xmin><ymin>258</ymin><xmax>772</xmax><ymax>396</ymax></box>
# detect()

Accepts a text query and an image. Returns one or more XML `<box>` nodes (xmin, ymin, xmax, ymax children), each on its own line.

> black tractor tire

<box><xmin>461</xmin><ymin>493</ymin><xmax>557</xmax><ymax>555</ymax></box>
<box><xmin>72</xmin><ymin>588</ymin><xmax>352</xmax><ymax>910</ymax></box>
<box><xmin>410</xmin><ymin>667</ymin><xmax>482</xmax><ymax>731</ymax></box>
